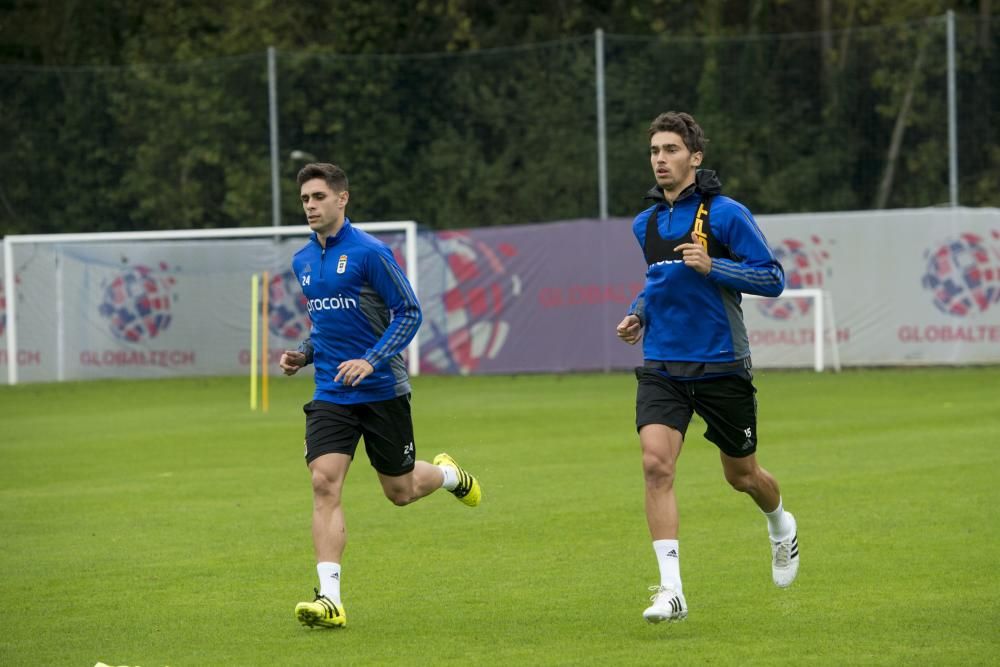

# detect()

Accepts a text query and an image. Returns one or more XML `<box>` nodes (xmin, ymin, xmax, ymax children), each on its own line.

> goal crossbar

<box><xmin>2</xmin><ymin>222</ymin><xmax>419</xmax><ymax>385</ymax></box>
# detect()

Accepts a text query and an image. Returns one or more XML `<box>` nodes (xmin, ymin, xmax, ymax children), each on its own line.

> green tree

<box><xmin>1</xmin><ymin>0</ymin><xmax>997</xmax><ymax>235</ymax></box>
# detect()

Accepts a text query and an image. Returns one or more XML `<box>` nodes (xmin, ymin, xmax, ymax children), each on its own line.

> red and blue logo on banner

<box><xmin>98</xmin><ymin>263</ymin><xmax>179</xmax><ymax>343</ymax></box>
<box><xmin>268</xmin><ymin>270</ymin><xmax>311</xmax><ymax>340</ymax></box>
<box><xmin>417</xmin><ymin>232</ymin><xmax>521</xmax><ymax>374</ymax></box>
<box><xmin>758</xmin><ymin>236</ymin><xmax>832</xmax><ymax>321</ymax></box>
<box><xmin>922</xmin><ymin>231</ymin><xmax>1000</xmax><ymax>317</ymax></box>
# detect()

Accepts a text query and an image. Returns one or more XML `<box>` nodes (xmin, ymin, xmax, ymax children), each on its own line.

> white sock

<box><xmin>317</xmin><ymin>562</ymin><xmax>341</xmax><ymax>604</ymax></box>
<box><xmin>763</xmin><ymin>498</ymin><xmax>794</xmax><ymax>541</ymax></box>
<box><xmin>438</xmin><ymin>464</ymin><xmax>458</xmax><ymax>491</ymax></box>
<box><xmin>652</xmin><ymin>539</ymin><xmax>682</xmax><ymax>592</ymax></box>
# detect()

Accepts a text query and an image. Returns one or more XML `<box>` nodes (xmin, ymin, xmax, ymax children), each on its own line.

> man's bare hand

<box><xmin>673</xmin><ymin>230</ymin><xmax>713</xmax><ymax>275</ymax></box>
<box><xmin>616</xmin><ymin>314</ymin><xmax>643</xmax><ymax>345</ymax></box>
<box><xmin>335</xmin><ymin>359</ymin><xmax>375</xmax><ymax>387</ymax></box>
<box><xmin>279</xmin><ymin>350</ymin><xmax>307</xmax><ymax>376</ymax></box>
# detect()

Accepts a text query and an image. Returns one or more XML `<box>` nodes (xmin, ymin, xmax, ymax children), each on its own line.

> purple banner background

<box><xmin>415</xmin><ymin>218</ymin><xmax>645</xmax><ymax>375</ymax></box>
<box><xmin>413</xmin><ymin>208</ymin><xmax>1000</xmax><ymax>375</ymax></box>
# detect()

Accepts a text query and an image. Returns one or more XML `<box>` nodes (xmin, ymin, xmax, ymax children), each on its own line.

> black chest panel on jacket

<box><xmin>643</xmin><ymin>195</ymin><xmax>731</xmax><ymax>265</ymax></box>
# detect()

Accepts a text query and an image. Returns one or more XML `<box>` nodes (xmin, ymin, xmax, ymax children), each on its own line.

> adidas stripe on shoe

<box><xmin>433</xmin><ymin>452</ymin><xmax>482</xmax><ymax>507</ymax></box>
<box><xmin>643</xmin><ymin>585</ymin><xmax>688</xmax><ymax>623</ymax></box>
<box><xmin>295</xmin><ymin>588</ymin><xmax>346</xmax><ymax>628</ymax></box>
<box><xmin>770</xmin><ymin>512</ymin><xmax>799</xmax><ymax>588</ymax></box>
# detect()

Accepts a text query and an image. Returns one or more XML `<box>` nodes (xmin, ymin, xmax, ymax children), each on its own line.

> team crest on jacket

<box><xmin>337</xmin><ymin>254</ymin><xmax>348</xmax><ymax>274</ymax></box>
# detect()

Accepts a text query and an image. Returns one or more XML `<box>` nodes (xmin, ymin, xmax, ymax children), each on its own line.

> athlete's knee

<box><xmin>642</xmin><ymin>450</ymin><xmax>677</xmax><ymax>488</ymax></box>
<box><xmin>310</xmin><ymin>469</ymin><xmax>343</xmax><ymax>499</ymax></box>
<box><xmin>639</xmin><ymin>425</ymin><xmax>682</xmax><ymax>488</ymax></box>
<box><xmin>383</xmin><ymin>487</ymin><xmax>417</xmax><ymax>506</ymax></box>
<box><xmin>381</xmin><ymin>477</ymin><xmax>419</xmax><ymax>506</ymax></box>
<box><xmin>724</xmin><ymin>467</ymin><xmax>758</xmax><ymax>494</ymax></box>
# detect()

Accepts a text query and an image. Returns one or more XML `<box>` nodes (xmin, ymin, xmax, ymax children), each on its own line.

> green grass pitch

<box><xmin>1</xmin><ymin>368</ymin><xmax>998</xmax><ymax>665</ymax></box>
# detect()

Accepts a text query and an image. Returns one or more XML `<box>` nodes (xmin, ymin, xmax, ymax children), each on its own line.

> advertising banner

<box><xmin>2</xmin><ymin>207</ymin><xmax>998</xmax><ymax>382</ymax></box>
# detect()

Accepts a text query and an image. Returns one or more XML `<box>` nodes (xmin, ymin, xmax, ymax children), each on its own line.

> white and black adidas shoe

<box><xmin>643</xmin><ymin>585</ymin><xmax>688</xmax><ymax>623</ymax></box>
<box><xmin>770</xmin><ymin>512</ymin><xmax>799</xmax><ymax>588</ymax></box>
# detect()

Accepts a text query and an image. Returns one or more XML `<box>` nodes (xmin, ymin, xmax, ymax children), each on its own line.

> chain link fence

<box><xmin>1</xmin><ymin>14</ymin><xmax>996</xmax><ymax>235</ymax></box>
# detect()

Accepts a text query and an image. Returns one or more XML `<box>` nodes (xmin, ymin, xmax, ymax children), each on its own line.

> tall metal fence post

<box><xmin>268</xmin><ymin>46</ymin><xmax>281</xmax><ymax>226</ymax></box>
<box><xmin>595</xmin><ymin>28</ymin><xmax>609</xmax><ymax>220</ymax></box>
<box><xmin>946</xmin><ymin>10</ymin><xmax>959</xmax><ymax>207</ymax></box>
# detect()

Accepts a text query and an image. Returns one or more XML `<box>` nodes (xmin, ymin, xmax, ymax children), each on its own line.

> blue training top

<box><xmin>629</xmin><ymin>171</ymin><xmax>784</xmax><ymax>367</ymax></box>
<box><xmin>292</xmin><ymin>219</ymin><xmax>421</xmax><ymax>404</ymax></box>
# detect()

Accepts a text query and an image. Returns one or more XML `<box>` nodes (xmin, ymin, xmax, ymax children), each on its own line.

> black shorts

<box><xmin>303</xmin><ymin>395</ymin><xmax>416</xmax><ymax>476</ymax></box>
<box><xmin>634</xmin><ymin>367</ymin><xmax>758</xmax><ymax>458</ymax></box>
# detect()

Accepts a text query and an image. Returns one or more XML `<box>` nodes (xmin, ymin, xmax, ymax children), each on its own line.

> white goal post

<box><xmin>2</xmin><ymin>222</ymin><xmax>419</xmax><ymax>385</ymax></box>
<box><xmin>743</xmin><ymin>288</ymin><xmax>841</xmax><ymax>373</ymax></box>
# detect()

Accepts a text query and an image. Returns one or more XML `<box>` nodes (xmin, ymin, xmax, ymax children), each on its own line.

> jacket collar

<box><xmin>644</xmin><ymin>169</ymin><xmax>723</xmax><ymax>205</ymax></box>
<box><xmin>311</xmin><ymin>218</ymin><xmax>352</xmax><ymax>247</ymax></box>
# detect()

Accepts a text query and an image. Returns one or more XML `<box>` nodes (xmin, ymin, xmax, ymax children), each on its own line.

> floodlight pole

<box><xmin>946</xmin><ymin>10</ymin><xmax>958</xmax><ymax>207</ymax></box>
<box><xmin>268</xmin><ymin>46</ymin><xmax>281</xmax><ymax>226</ymax></box>
<box><xmin>595</xmin><ymin>28</ymin><xmax>609</xmax><ymax>220</ymax></box>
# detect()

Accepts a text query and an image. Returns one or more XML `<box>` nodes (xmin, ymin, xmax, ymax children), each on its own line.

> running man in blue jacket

<box><xmin>280</xmin><ymin>163</ymin><xmax>482</xmax><ymax>629</ymax></box>
<box><xmin>616</xmin><ymin>112</ymin><xmax>799</xmax><ymax>624</ymax></box>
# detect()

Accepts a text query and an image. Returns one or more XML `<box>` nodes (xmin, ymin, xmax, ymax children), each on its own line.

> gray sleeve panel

<box><xmin>359</xmin><ymin>282</ymin><xmax>391</xmax><ymax>333</ymax></box>
<box><xmin>359</xmin><ymin>282</ymin><xmax>411</xmax><ymax>388</ymax></box>
<box><xmin>632</xmin><ymin>292</ymin><xmax>646</xmax><ymax>327</ymax></box>
<box><xmin>719</xmin><ymin>286</ymin><xmax>750</xmax><ymax>359</ymax></box>
<box><xmin>296</xmin><ymin>338</ymin><xmax>314</xmax><ymax>365</ymax></box>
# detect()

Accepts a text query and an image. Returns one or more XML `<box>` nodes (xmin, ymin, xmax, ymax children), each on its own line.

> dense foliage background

<box><xmin>1</xmin><ymin>1</ymin><xmax>997</xmax><ymax>233</ymax></box>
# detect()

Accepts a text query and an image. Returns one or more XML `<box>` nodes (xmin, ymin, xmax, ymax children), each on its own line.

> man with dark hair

<box><xmin>616</xmin><ymin>112</ymin><xmax>799</xmax><ymax>624</ymax></box>
<box><xmin>281</xmin><ymin>162</ymin><xmax>482</xmax><ymax>629</ymax></box>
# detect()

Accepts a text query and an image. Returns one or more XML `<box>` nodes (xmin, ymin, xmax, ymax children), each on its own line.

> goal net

<box><xmin>1</xmin><ymin>223</ymin><xmax>418</xmax><ymax>385</ymax></box>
